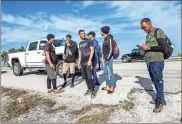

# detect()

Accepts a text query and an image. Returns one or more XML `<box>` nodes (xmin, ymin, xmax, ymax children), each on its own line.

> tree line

<box><xmin>1</xmin><ymin>46</ymin><xmax>25</xmax><ymax>65</ymax></box>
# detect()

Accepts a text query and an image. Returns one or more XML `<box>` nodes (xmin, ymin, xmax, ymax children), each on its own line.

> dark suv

<box><xmin>121</xmin><ymin>49</ymin><xmax>145</xmax><ymax>63</ymax></box>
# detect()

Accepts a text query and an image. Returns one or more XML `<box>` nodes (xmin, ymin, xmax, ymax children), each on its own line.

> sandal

<box><xmin>101</xmin><ymin>87</ymin><xmax>109</xmax><ymax>91</ymax></box>
<box><xmin>47</xmin><ymin>89</ymin><xmax>53</xmax><ymax>93</ymax></box>
<box><xmin>107</xmin><ymin>90</ymin><xmax>114</xmax><ymax>94</ymax></box>
<box><xmin>53</xmin><ymin>89</ymin><xmax>65</xmax><ymax>94</ymax></box>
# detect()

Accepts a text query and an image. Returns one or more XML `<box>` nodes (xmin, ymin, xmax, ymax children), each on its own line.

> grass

<box><xmin>78</xmin><ymin>110</ymin><xmax>112</xmax><ymax>124</ymax></box>
<box><xmin>46</xmin><ymin>106</ymin><xmax>67</xmax><ymax>114</ymax></box>
<box><xmin>72</xmin><ymin>104</ymin><xmax>118</xmax><ymax>115</ymax></box>
<box><xmin>1</xmin><ymin>86</ymin><xmax>28</xmax><ymax>99</ymax></box>
<box><xmin>75</xmin><ymin>104</ymin><xmax>118</xmax><ymax>123</ymax></box>
<box><xmin>119</xmin><ymin>100</ymin><xmax>135</xmax><ymax>111</ymax></box>
<box><xmin>1</xmin><ymin>87</ymin><xmax>56</xmax><ymax>121</ymax></box>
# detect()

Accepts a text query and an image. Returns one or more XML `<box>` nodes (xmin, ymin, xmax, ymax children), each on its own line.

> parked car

<box><xmin>121</xmin><ymin>49</ymin><xmax>145</xmax><ymax>63</ymax></box>
<box><xmin>8</xmin><ymin>39</ymin><xmax>80</xmax><ymax>78</ymax></box>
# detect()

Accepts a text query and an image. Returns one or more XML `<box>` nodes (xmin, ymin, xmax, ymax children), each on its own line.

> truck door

<box><xmin>26</xmin><ymin>41</ymin><xmax>45</xmax><ymax>67</ymax></box>
<box><xmin>131</xmin><ymin>49</ymin><xmax>140</xmax><ymax>59</ymax></box>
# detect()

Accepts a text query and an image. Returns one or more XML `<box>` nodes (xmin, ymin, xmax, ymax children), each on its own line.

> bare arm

<box><xmin>78</xmin><ymin>49</ymin><xmax>81</xmax><ymax>67</ymax></box>
<box><xmin>45</xmin><ymin>51</ymin><xmax>53</xmax><ymax>65</ymax></box>
<box><xmin>89</xmin><ymin>46</ymin><xmax>94</xmax><ymax>62</ymax></box>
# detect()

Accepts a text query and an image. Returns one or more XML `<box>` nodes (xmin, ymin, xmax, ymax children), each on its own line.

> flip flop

<box><xmin>101</xmin><ymin>87</ymin><xmax>109</xmax><ymax>91</ymax></box>
<box><xmin>53</xmin><ymin>89</ymin><xmax>65</xmax><ymax>94</ymax></box>
<box><xmin>107</xmin><ymin>90</ymin><xmax>114</xmax><ymax>94</ymax></box>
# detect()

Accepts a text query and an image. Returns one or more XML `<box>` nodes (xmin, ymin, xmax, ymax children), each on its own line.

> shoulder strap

<box><xmin>154</xmin><ymin>28</ymin><xmax>160</xmax><ymax>40</ymax></box>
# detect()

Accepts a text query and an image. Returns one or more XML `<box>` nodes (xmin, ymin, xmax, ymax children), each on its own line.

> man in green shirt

<box><xmin>140</xmin><ymin>18</ymin><xmax>167</xmax><ymax>113</ymax></box>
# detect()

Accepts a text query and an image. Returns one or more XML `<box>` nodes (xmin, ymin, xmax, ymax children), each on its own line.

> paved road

<box><xmin>1</xmin><ymin>61</ymin><xmax>181</xmax><ymax>104</ymax></box>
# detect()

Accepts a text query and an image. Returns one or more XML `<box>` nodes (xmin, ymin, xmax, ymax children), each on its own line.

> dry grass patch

<box><xmin>1</xmin><ymin>86</ymin><xmax>28</xmax><ymax>99</ymax></box>
<box><xmin>1</xmin><ymin>87</ymin><xmax>56</xmax><ymax>121</ymax></box>
<box><xmin>72</xmin><ymin>104</ymin><xmax>118</xmax><ymax>115</ymax></box>
<box><xmin>46</xmin><ymin>106</ymin><xmax>67</xmax><ymax>114</ymax></box>
<box><xmin>78</xmin><ymin>109</ymin><xmax>112</xmax><ymax>124</ymax></box>
<box><xmin>119</xmin><ymin>100</ymin><xmax>135</xmax><ymax>111</ymax></box>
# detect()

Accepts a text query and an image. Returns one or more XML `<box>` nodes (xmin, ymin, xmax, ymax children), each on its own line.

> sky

<box><xmin>1</xmin><ymin>1</ymin><xmax>181</xmax><ymax>57</ymax></box>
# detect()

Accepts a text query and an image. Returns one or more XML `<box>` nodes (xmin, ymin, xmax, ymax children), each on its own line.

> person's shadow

<box><xmin>97</xmin><ymin>73</ymin><xmax>122</xmax><ymax>87</ymax></box>
<box><xmin>135</xmin><ymin>76</ymin><xmax>156</xmax><ymax>100</ymax></box>
<box><xmin>58</xmin><ymin>76</ymin><xmax>84</xmax><ymax>90</ymax></box>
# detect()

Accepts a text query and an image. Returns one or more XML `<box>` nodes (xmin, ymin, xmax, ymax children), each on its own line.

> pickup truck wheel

<box><xmin>122</xmin><ymin>57</ymin><xmax>129</xmax><ymax>63</ymax></box>
<box><xmin>56</xmin><ymin>61</ymin><xmax>64</xmax><ymax>78</ymax></box>
<box><xmin>13</xmin><ymin>62</ymin><xmax>23</xmax><ymax>76</ymax></box>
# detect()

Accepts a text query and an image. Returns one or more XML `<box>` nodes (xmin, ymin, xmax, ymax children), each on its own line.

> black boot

<box><xmin>70</xmin><ymin>74</ymin><xmax>75</xmax><ymax>88</ymax></box>
<box><xmin>91</xmin><ymin>90</ymin><xmax>97</xmax><ymax>99</ymax></box>
<box><xmin>150</xmin><ymin>99</ymin><xmax>167</xmax><ymax>105</ymax></box>
<box><xmin>84</xmin><ymin>90</ymin><xmax>91</xmax><ymax>96</ymax></box>
<box><xmin>153</xmin><ymin>101</ymin><xmax>163</xmax><ymax>113</ymax></box>
<box><xmin>62</xmin><ymin>74</ymin><xmax>67</xmax><ymax>88</ymax></box>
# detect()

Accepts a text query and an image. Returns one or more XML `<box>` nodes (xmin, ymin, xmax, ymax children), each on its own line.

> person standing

<box><xmin>78</xmin><ymin>29</ymin><xmax>96</xmax><ymax>99</ymax></box>
<box><xmin>87</xmin><ymin>31</ymin><xmax>100</xmax><ymax>86</ymax></box>
<box><xmin>45</xmin><ymin>34</ymin><xmax>64</xmax><ymax>94</ymax></box>
<box><xmin>140</xmin><ymin>18</ymin><xmax>167</xmax><ymax>113</ymax></box>
<box><xmin>62</xmin><ymin>34</ymin><xmax>78</xmax><ymax>88</ymax></box>
<box><xmin>101</xmin><ymin>26</ymin><xmax>116</xmax><ymax>94</ymax></box>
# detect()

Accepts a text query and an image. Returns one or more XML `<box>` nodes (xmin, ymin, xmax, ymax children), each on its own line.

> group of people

<box><xmin>44</xmin><ymin>18</ymin><xmax>168</xmax><ymax>113</ymax></box>
<box><xmin>44</xmin><ymin>25</ymin><xmax>116</xmax><ymax>99</ymax></box>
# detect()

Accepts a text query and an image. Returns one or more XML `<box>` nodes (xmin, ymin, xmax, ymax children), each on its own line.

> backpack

<box><xmin>154</xmin><ymin>28</ymin><xmax>174</xmax><ymax>59</ymax></box>
<box><xmin>72</xmin><ymin>41</ymin><xmax>79</xmax><ymax>59</ymax></box>
<box><xmin>75</xmin><ymin>47</ymin><xmax>79</xmax><ymax>59</ymax></box>
<box><xmin>108</xmin><ymin>36</ymin><xmax>120</xmax><ymax>59</ymax></box>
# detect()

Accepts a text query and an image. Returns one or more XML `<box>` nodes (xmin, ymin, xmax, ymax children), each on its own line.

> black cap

<box><xmin>87</xmin><ymin>31</ymin><xmax>96</xmax><ymax>37</ymax></box>
<box><xmin>47</xmin><ymin>34</ymin><xmax>54</xmax><ymax>41</ymax></box>
<box><xmin>66</xmin><ymin>34</ymin><xmax>72</xmax><ymax>38</ymax></box>
<box><xmin>101</xmin><ymin>26</ymin><xmax>110</xmax><ymax>34</ymax></box>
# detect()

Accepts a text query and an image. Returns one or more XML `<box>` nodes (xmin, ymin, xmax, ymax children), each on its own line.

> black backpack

<box><xmin>154</xmin><ymin>28</ymin><xmax>174</xmax><ymax>59</ymax></box>
<box><xmin>72</xmin><ymin>41</ymin><xmax>79</xmax><ymax>59</ymax></box>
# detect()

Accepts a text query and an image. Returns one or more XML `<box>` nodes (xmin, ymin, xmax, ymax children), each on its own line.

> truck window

<box><xmin>53</xmin><ymin>39</ymin><xmax>66</xmax><ymax>47</ymax></box>
<box><xmin>39</xmin><ymin>40</ymin><xmax>47</xmax><ymax>50</ymax></box>
<box><xmin>28</xmin><ymin>41</ymin><xmax>38</xmax><ymax>51</ymax></box>
<box><xmin>132</xmin><ymin>49</ymin><xmax>139</xmax><ymax>55</ymax></box>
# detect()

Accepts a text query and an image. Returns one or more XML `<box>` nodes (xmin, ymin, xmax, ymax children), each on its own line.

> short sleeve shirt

<box><xmin>45</xmin><ymin>43</ymin><xmax>57</xmax><ymax>64</ymax></box>
<box><xmin>79</xmin><ymin>39</ymin><xmax>93</xmax><ymax>64</ymax></box>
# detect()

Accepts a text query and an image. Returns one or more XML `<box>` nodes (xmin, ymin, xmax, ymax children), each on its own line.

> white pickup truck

<box><xmin>8</xmin><ymin>39</ymin><xmax>80</xmax><ymax>78</ymax></box>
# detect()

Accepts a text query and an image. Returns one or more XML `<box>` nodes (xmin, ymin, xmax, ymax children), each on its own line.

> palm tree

<box><xmin>8</xmin><ymin>48</ymin><xmax>16</xmax><ymax>53</ymax></box>
<box><xmin>1</xmin><ymin>51</ymin><xmax>8</xmax><ymax>65</ymax></box>
<box><xmin>176</xmin><ymin>53</ymin><xmax>182</xmax><ymax>57</ymax></box>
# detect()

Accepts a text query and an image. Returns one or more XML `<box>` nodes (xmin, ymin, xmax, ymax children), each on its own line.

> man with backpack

<box><xmin>101</xmin><ymin>26</ymin><xmax>116</xmax><ymax>94</ymax></box>
<box><xmin>87</xmin><ymin>31</ymin><xmax>100</xmax><ymax>86</ymax></box>
<box><xmin>78</xmin><ymin>29</ymin><xmax>96</xmax><ymax>99</ymax></box>
<box><xmin>140</xmin><ymin>18</ymin><xmax>173</xmax><ymax>113</ymax></box>
<box><xmin>62</xmin><ymin>34</ymin><xmax>78</xmax><ymax>88</ymax></box>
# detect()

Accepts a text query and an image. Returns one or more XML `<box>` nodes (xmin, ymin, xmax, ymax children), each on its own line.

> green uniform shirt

<box><xmin>145</xmin><ymin>28</ymin><xmax>166</xmax><ymax>62</ymax></box>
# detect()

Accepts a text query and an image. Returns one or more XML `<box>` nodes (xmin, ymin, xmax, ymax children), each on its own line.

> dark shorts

<box><xmin>45</xmin><ymin>64</ymin><xmax>57</xmax><ymax>79</ymax></box>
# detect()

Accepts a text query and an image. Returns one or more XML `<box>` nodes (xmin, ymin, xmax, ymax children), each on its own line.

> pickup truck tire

<box><xmin>13</xmin><ymin>62</ymin><xmax>23</xmax><ymax>76</ymax></box>
<box><xmin>122</xmin><ymin>57</ymin><xmax>129</xmax><ymax>63</ymax></box>
<box><xmin>56</xmin><ymin>61</ymin><xmax>70</xmax><ymax>78</ymax></box>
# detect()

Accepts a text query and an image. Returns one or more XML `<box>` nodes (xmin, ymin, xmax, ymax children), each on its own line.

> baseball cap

<box><xmin>87</xmin><ymin>31</ymin><xmax>96</xmax><ymax>37</ymax></box>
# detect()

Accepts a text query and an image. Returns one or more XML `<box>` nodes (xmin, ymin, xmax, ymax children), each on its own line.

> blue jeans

<box><xmin>93</xmin><ymin>70</ymin><xmax>99</xmax><ymax>85</ymax></box>
<box><xmin>147</xmin><ymin>61</ymin><xmax>164</xmax><ymax>104</ymax></box>
<box><xmin>104</xmin><ymin>57</ymin><xmax>116</xmax><ymax>88</ymax></box>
